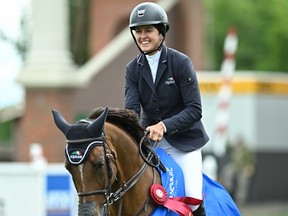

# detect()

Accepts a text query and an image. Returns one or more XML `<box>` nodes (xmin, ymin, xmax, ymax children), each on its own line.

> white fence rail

<box><xmin>0</xmin><ymin>163</ymin><xmax>77</xmax><ymax>216</ymax></box>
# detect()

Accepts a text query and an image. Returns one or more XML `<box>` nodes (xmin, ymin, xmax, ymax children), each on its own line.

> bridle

<box><xmin>68</xmin><ymin>131</ymin><xmax>162</xmax><ymax>216</ymax></box>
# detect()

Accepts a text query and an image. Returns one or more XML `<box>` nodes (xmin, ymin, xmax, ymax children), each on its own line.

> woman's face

<box><xmin>134</xmin><ymin>25</ymin><xmax>163</xmax><ymax>55</ymax></box>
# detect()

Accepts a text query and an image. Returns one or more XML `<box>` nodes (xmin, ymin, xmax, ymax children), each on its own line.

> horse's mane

<box><xmin>88</xmin><ymin>107</ymin><xmax>145</xmax><ymax>144</ymax></box>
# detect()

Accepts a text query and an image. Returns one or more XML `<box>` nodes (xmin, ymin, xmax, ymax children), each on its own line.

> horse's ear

<box><xmin>87</xmin><ymin>107</ymin><xmax>108</xmax><ymax>136</ymax></box>
<box><xmin>51</xmin><ymin>109</ymin><xmax>72</xmax><ymax>136</ymax></box>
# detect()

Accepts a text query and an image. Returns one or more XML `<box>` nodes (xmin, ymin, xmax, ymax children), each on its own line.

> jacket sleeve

<box><xmin>124</xmin><ymin>64</ymin><xmax>141</xmax><ymax>116</ymax></box>
<box><xmin>162</xmin><ymin>55</ymin><xmax>203</xmax><ymax>135</ymax></box>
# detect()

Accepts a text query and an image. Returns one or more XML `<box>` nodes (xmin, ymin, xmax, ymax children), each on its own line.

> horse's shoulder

<box><xmin>88</xmin><ymin>107</ymin><xmax>145</xmax><ymax>143</ymax></box>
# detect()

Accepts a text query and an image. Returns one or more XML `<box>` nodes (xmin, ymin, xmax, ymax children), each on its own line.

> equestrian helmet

<box><xmin>129</xmin><ymin>2</ymin><xmax>169</xmax><ymax>35</ymax></box>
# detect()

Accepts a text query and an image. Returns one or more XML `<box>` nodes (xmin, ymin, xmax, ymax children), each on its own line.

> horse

<box><xmin>52</xmin><ymin>107</ymin><xmax>166</xmax><ymax>216</ymax></box>
<box><xmin>52</xmin><ymin>107</ymin><xmax>241</xmax><ymax>216</ymax></box>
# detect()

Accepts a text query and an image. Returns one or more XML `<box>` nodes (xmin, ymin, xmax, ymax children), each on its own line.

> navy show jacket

<box><xmin>125</xmin><ymin>45</ymin><xmax>209</xmax><ymax>151</ymax></box>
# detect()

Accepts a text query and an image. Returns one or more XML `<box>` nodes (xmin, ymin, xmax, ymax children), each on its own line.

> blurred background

<box><xmin>0</xmin><ymin>0</ymin><xmax>288</xmax><ymax>215</ymax></box>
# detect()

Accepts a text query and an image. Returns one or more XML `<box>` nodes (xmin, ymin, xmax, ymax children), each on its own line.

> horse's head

<box><xmin>52</xmin><ymin>107</ymin><xmax>161</xmax><ymax>216</ymax></box>
<box><xmin>52</xmin><ymin>107</ymin><xmax>118</xmax><ymax>216</ymax></box>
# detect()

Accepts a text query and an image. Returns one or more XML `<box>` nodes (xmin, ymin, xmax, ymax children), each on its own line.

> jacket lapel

<box><xmin>154</xmin><ymin>46</ymin><xmax>167</xmax><ymax>87</ymax></box>
<box><xmin>137</xmin><ymin>54</ymin><xmax>156</xmax><ymax>93</ymax></box>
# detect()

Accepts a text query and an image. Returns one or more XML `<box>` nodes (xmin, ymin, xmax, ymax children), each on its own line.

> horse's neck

<box><xmin>108</xmin><ymin>124</ymin><xmax>154</xmax><ymax>182</ymax></box>
<box><xmin>107</xmin><ymin>124</ymin><xmax>160</xmax><ymax>215</ymax></box>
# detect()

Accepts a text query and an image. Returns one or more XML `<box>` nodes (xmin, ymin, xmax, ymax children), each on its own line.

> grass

<box><xmin>239</xmin><ymin>202</ymin><xmax>288</xmax><ymax>216</ymax></box>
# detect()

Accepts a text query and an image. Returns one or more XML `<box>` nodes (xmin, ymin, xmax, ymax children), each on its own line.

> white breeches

<box><xmin>158</xmin><ymin>138</ymin><xmax>203</xmax><ymax>211</ymax></box>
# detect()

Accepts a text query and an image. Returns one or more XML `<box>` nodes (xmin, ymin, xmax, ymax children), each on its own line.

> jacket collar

<box><xmin>137</xmin><ymin>45</ymin><xmax>167</xmax><ymax>66</ymax></box>
<box><xmin>136</xmin><ymin>46</ymin><xmax>168</xmax><ymax>91</ymax></box>
<box><xmin>155</xmin><ymin>46</ymin><xmax>167</xmax><ymax>86</ymax></box>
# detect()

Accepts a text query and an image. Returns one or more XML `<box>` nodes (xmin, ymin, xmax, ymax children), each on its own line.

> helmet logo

<box><xmin>137</xmin><ymin>9</ymin><xmax>145</xmax><ymax>17</ymax></box>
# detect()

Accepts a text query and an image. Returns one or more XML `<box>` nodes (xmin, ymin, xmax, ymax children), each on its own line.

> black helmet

<box><xmin>129</xmin><ymin>2</ymin><xmax>169</xmax><ymax>34</ymax></box>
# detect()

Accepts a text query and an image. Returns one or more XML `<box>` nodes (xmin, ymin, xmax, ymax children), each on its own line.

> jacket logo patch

<box><xmin>165</xmin><ymin>77</ymin><xmax>175</xmax><ymax>85</ymax></box>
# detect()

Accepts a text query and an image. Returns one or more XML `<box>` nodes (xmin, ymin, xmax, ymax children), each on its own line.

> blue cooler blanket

<box><xmin>151</xmin><ymin>148</ymin><xmax>241</xmax><ymax>216</ymax></box>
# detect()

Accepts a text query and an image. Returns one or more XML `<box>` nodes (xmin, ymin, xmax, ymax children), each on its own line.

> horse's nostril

<box><xmin>78</xmin><ymin>202</ymin><xmax>96</xmax><ymax>216</ymax></box>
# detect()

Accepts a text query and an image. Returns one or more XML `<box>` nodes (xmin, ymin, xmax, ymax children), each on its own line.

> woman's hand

<box><xmin>146</xmin><ymin>122</ymin><xmax>164</xmax><ymax>142</ymax></box>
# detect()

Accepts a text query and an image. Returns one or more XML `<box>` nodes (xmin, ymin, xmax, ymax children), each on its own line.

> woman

<box><xmin>125</xmin><ymin>2</ymin><xmax>209</xmax><ymax>215</ymax></box>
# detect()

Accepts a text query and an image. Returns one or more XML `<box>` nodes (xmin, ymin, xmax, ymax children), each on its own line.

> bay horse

<box><xmin>52</xmin><ymin>107</ymin><xmax>241</xmax><ymax>216</ymax></box>
<box><xmin>52</xmin><ymin>107</ymin><xmax>167</xmax><ymax>216</ymax></box>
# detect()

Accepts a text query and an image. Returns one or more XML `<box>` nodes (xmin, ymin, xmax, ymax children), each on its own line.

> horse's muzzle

<box><xmin>78</xmin><ymin>202</ymin><xmax>99</xmax><ymax>216</ymax></box>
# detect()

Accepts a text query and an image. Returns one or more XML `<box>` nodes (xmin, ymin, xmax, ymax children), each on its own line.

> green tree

<box><xmin>69</xmin><ymin>0</ymin><xmax>91</xmax><ymax>66</ymax></box>
<box><xmin>204</xmin><ymin>0</ymin><xmax>288</xmax><ymax>72</ymax></box>
<box><xmin>0</xmin><ymin>12</ymin><xmax>30</xmax><ymax>61</ymax></box>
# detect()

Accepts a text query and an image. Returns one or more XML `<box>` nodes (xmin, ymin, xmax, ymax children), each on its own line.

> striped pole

<box><xmin>212</xmin><ymin>28</ymin><xmax>238</xmax><ymax>157</ymax></box>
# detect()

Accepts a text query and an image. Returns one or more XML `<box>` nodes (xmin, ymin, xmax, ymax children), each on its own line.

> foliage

<box><xmin>69</xmin><ymin>0</ymin><xmax>91</xmax><ymax>66</ymax></box>
<box><xmin>204</xmin><ymin>0</ymin><xmax>288</xmax><ymax>72</ymax></box>
<box><xmin>0</xmin><ymin>11</ymin><xmax>30</xmax><ymax>61</ymax></box>
<box><xmin>0</xmin><ymin>121</ymin><xmax>13</xmax><ymax>143</ymax></box>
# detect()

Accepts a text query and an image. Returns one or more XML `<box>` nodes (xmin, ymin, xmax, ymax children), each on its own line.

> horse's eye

<box><xmin>92</xmin><ymin>160</ymin><xmax>105</xmax><ymax>170</ymax></box>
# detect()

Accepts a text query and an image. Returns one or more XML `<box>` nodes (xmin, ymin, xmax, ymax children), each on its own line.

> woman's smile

<box><xmin>134</xmin><ymin>25</ymin><xmax>162</xmax><ymax>55</ymax></box>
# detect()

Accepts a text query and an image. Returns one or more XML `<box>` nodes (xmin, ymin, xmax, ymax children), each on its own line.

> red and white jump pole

<box><xmin>212</xmin><ymin>28</ymin><xmax>238</xmax><ymax>157</ymax></box>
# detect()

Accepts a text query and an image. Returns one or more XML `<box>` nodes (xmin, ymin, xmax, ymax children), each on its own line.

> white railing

<box><xmin>0</xmin><ymin>162</ymin><xmax>77</xmax><ymax>216</ymax></box>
